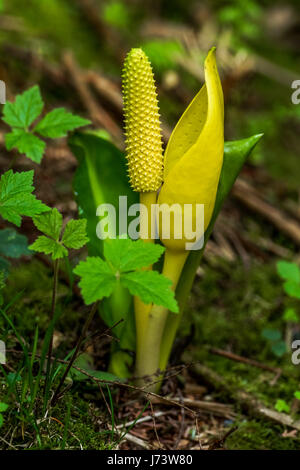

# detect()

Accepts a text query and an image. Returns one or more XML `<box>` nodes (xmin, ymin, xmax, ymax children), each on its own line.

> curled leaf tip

<box><xmin>122</xmin><ymin>48</ymin><xmax>164</xmax><ymax>193</ymax></box>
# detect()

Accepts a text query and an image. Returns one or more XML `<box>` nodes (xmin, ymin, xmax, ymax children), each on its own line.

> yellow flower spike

<box><xmin>122</xmin><ymin>48</ymin><xmax>164</xmax><ymax>364</ymax></box>
<box><xmin>122</xmin><ymin>48</ymin><xmax>164</xmax><ymax>193</ymax></box>
<box><xmin>135</xmin><ymin>48</ymin><xmax>224</xmax><ymax>391</ymax></box>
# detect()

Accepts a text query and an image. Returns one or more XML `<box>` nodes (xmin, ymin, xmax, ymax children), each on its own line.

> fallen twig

<box><xmin>208</xmin><ymin>346</ymin><xmax>282</xmax><ymax>375</ymax></box>
<box><xmin>186</xmin><ymin>357</ymin><xmax>300</xmax><ymax>431</ymax></box>
<box><xmin>233</xmin><ymin>179</ymin><xmax>300</xmax><ymax>246</ymax></box>
<box><xmin>62</xmin><ymin>51</ymin><xmax>123</xmax><ymax>144</ymax></box>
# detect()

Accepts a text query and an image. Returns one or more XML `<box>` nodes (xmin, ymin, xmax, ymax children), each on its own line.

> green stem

<box><xmin>135</xmin><ymin>249</ymin><xmax>187</xmax><ymax>391</ymax></box>
<box><xmin>134</xmin><ymin>191</ymin><xmax>157</xmax><ymax>368</ymax></box>
<box><xmin>51</xmin><ymin>301</ymin><xmax>99</xmax><ymax>405</ymax></box>
<box><xmin>45</xmin><ymin>259</ymin><xmax>59</xmax><ymax>390</ymax></box>
<box><xmin>159</xmin><ymin>250</ymin><xmax>204</xmax><ymax>371</ymax></box>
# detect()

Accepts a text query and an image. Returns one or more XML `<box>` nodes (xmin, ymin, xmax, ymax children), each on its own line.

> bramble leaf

<box><xmin>0</xmin><ymin>170</ymin><xmax>48</xmax><ymax>226</ymax></box>
<box><xmin>3</xmin><ymin>85</ymin><xmax>43</xmax><ymax>129</ymax></box>
<box><xmin>62</xmin><ymin>219</ymin><xmax>89</xmax><ymax>249</ymax></box>
<box><xmin>35</xmin><ymin>108</ymin><xmax>90</xmax><ymax>138</ymax></box>
<box><xmin>5</xmin><ymin>129</ymin><xmax>46</xmax><ymax>163</ymax></box>
<box><xmin>121</xmin><ymin>270</ymin><xmax>178</xmax><ymax>313</ymax></box>
<box><xmin>30</xmin><ymin>208</ymin><xmax>88</xmax><ymax>259</ymax></box>
<box><xmin>29</xmin><ymin>236</ymin><xmax>68</xmax><ymax>260</ymax></box>
<box><xmin>73</xmin><ymin>257</ymin><xmax>116</xmax><ymax>304</ymax></box>
<box><xmin>32</xmin><ymin>208</ymin><xmax>62</xmax><ymax>240</ymax></box>
<box><xmin>104</xmin><ymin>238</ymin><xmax>165</xmax><ymax>272</ymax></box>
<box><xmin>3</xmin><ymin>86</ymin><xmax>90</xmax><ymax>164</ymax></box>
<box><xmin>74</xmin><ymin>238</ymin><xmax>177</xmax><ymax>310</ymax></box>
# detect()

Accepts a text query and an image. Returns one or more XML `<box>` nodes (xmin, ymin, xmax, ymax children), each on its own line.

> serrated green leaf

<box><xmin>62</xmin><ymin>218</ymin><xmax>89</xmax><ymax>249</ymax></box>
<box><xmin>121</xmin><ymin>270</ymin><xmax>178</xmax><ymax>313</ymax></box>
<box><xmin>29</xmin><ymin>236</ymin><xmax>68</xmax><ymax>260</ymax></box>
<box><xmin>0</xmin><ymin>228</ymin><xmax>30</xmax><ymax>258</ymax></box>
<box><xmin>3</xmin><ymin>85</ymin><xmax>43</xmax><ymax>129</ymax></box>
<box><xmin>73</xmin><ymin>257</ymin><xmax>116</xmax><ymax>305</ymax></box>
<box><xmin>32</xmin><ymin>208</ymin><xmax>62</xmax><ymax>241</ymax></box>
<box><xmin>5</xmin><ymin>129</ymin><xmax>45</xmax><ymax>163</ymax></box>
<box><xmin>35</xmin><ymin>108</ymin><xmax>90</xmax><ymax>138</ymax></box>
<box><xmin>277</xmin><ymin>261</ymin><xmax>300</xmax><ymax>283</ymax></box>
<box><xmin>0</xmin><ymin>170</ymin><xmax>48</xmax><ymax>226</ymax></box>
<box><xmin>104</xmin><ymin>238</ymin><xmax>165</xmax><ymax>272</ymax></box>
<box><xmin>5</xmin><ymin>128</ymin><xmax>26</xmax><ymax>150</ymax></box>
<box><xmin>283</xmin><ymin>281</ymin><xmax>300</xmax><ymax>299</ymax></box>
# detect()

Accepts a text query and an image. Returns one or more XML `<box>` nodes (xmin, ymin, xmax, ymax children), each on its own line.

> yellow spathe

<box><xmin>158</xmin><ymin>48</ymin><xmax>224</xmax><ymax>251</ymax></box>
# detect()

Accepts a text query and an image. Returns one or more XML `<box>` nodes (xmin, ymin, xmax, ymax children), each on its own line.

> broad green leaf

<box><xmin>62</xmin><ymin>219</ymin><xmax>89</xmax><ymax>249</ymax></box>
<box><xmin>0</xmin><ymin>414</ymin><xmax>3</xmax><ymax>427</ymax></box>
<box><xmin>0</xmin><ymin>228</ymin><xmax>30</xmax><ymax>258</ymax></box>
<box><xmin>283</xmin><ymin>281</ymin><xmax>300</xmax><ymax>299</ymax></box>
<box><xmin>73</xmin><ymin>257</ymin><xmax>116</xmax><ymax>305</ymax></box>
<box><xmin>32</xmin><ymin>208</ymin><xmax>62</xmax><ymax>241</ymax></box>
<box><xmin>70</xmin><ymin>132</ymin><xmax>138</xmax><ymax>360</ymax></box>
<box><xmin>104</xmin><ymin>237</ymin><xmax>165</xmax><ymax>272</ymax></box>
<box><xmin>0</xmin><ymin>170</ymin><xmax>48</xmax><ymax>226</ymax></box>
<box><xmin>3</xmin><ymin>85</ymin><xmax>43</xmax><ymax>129</ymax></box>
<box><xmin>35</xmin><ymin>108</ymin><xmax>90</xmax><ymax>138</ymax></box>
<box><xmin>277</xmin><ymin>261</ymin><xmax>300</xmax><ymax>283</ymax></box>
<box><xmin>5</xmin><ymin>130</ymin><xmax>45</xmax><ymax>163</ymax></box>
<box><xmin>29</xmin><ymin>236</ymin><xmax>68</xmax><ymax>260</ymax></box>
<box><xmin>121</xmin><ymin>270</ymin><xmax>178</xmax><ymax>313</ymax></box>
<box><xmin>70</xmin><ymin>132</ymin><xmax>138</xmax><ymax>256</ymax></box>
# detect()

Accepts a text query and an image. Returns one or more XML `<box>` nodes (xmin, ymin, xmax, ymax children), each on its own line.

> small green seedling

<box><xmin>277</xmin><ymin>261</ymin><xmax>300</xmax><ymax>300</ymax></box>
<box><xmin>275</xmin><ymin>399</ymin><xmax>290</xmax><ymax>414</ymax></box>
<box><xmin>29</xmin><ymin>208</ymin><xmax>89</xmax><ymax>260</ymax></box>
<box><xmin>261</xmin><ymin>328</ymin><xmax>286</xmax><ymax>358</ymax></box>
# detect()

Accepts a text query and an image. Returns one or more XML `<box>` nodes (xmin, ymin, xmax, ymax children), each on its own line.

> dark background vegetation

<box><xmin>0</xmin><ymin>0</ymin><xmax>300</xmax><ymax>450</ymax></box>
